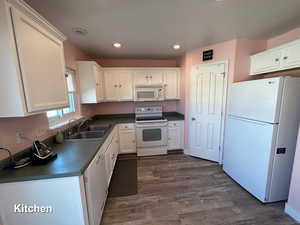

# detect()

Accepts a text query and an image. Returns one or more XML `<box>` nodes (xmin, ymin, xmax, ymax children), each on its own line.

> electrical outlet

<box><xmin>16</xmin><ymin>132</ymin><xmax>28</xmax><ymax>144</ymax></box>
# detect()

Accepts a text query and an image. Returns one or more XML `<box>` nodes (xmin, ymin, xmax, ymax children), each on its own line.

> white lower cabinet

<box><xmin>84</xmin><ymin>152</ymin><xmax>107</xmax><ymax>225</ymax></box>
<box><xmin>167</xmin><ymin>121</ymin><xmax>184</xmax><ymax>150</ymax></box>
<box><xmin>119</xmin><ymin>123</ymin><xmax>136</xmax><ymax>154</ymax></box>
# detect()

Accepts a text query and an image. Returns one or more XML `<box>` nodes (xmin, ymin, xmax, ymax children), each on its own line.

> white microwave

<box><xmin>134</xmin><ymin>85</ymin><xmax>164</xmax><ymax>101</ymax></box>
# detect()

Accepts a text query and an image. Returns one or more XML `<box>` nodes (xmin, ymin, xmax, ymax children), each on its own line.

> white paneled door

<box><xmin>189</xmin><ymin>62</ymin><xmax>227</xmax><ymax>162</ymax></box>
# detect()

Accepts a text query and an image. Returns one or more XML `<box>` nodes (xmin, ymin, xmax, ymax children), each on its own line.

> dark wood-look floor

<box><xmin>101</xmin><ymin>154</ymin><xmax>298</xmax><ymax>225</ymax></box>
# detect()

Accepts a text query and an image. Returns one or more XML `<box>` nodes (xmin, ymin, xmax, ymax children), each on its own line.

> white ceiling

<box><xmin>24</xmin><ymin>0</ymin><xmax>300</xmax><ymax>58</ymax></box>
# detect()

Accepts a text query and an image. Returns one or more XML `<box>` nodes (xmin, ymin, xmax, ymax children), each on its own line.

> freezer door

<box><xmin>223</xmin><ymin>116</ymin><xmax>278</xmax><ymax>202</ymax></box>
<box><xmin>227</xmin><ymin>77</ymin><xmax>284</xmax><ymax>123</ymax></box>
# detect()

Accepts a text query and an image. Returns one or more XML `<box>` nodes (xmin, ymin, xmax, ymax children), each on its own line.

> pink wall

<box><xmin>81</xmin><ymin>58</ymin><xmax>180</xmax><ymax>116</ymax></box>
<box><xmin>267</xmin><ymin>27</ymin><xmax>300</xmax><ymax>49</ymax></box>
<box><xmin>0</xmin><ymin>41</ymin><xmax>92</xmax><ymax>160</ymax></box>
<box><xmin>85</xmin><ymin>101</ymin><xmax>177</xmax><ymax>115</ymax></box>
<box><xmin>234</xmin><ymin>39</ymin><xmax>267</xmax><ymax>82</ymax></box>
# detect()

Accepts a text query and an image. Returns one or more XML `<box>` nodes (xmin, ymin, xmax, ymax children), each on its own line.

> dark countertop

<box><xmin>0</xmin><ymin>140</ymin><xmax>104</xmax><ymax>183</ymax></box>
<box><xmin>0</xmin><ymin>112</ymin><xmax>184</xmax><ymax>184</ymax></box>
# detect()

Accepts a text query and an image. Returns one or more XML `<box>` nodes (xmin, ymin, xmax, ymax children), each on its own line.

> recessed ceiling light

<box><xmin>72</xmin><ymin>27</ymin><xmax>88</xmax><ymax>36</ymax></box>
<box><xmin>113</xmin><ymin>42</ymin><xmax>122</xmax><ymax>48</ymax></box>
<box><xmin>173</xmin><ymin>44</ymin><xmax>181</xmax><ymax>50</ymax></box>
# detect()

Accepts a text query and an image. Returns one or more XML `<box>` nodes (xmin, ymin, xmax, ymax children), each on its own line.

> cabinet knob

<box><xmin>283</xmin><ymin>56</ymin><xmax>288</xmax><ymax>60</ymax></box>
<box><xmin>191</xmin><ymin>117</ymin><xmax>196</xmax><ymax>121</ymax></box>
<box><xmin>275</xmin><ymin>58</ymin><xmax>279</xmax><ymax>62</ymax></box>
<box><xmin>114</xmin><ymin>84</ymin><xmax>118</xmax><ymax>88</ymax></box>
<box><xmin>119</xmin><ymin>84</ymin><xmax>122</xmax><ymax>88</ymax></box>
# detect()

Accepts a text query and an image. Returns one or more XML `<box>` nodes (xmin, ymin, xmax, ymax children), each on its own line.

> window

<box><xmin>47</xmin><ymin>69</ymin><xmax>77</xmax><ymax>124</ymax></box>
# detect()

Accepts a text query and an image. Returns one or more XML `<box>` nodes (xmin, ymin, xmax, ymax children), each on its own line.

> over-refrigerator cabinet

<box><xmin>223</xmin><ymin>77</ymin><xmax>300</xmax><ymax>203</ymax></box>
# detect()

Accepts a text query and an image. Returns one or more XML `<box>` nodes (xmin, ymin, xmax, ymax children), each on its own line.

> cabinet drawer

<box><xmin>119</xmin><ymin>123</ymin><xmax>135</xmax><ymax>130</ymax></box>
<box><xmin>168</xmin><ymin>121</ymin><xmax>182</xmax><ymax>127</ymax></box>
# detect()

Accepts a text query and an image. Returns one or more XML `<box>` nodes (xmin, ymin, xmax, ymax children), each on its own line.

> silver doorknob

<box><xmin>192</xmin><ymin>117</ymin><xmax>196</xmax><ymax>121</ymax></box>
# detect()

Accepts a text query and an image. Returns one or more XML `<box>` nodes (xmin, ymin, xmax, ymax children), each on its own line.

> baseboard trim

<box><xmin>118</xmin><ymin>153</ymin><xmax>137</xmax><ymax>160</ymax></box>
<box><xmin>285</xmin><ymin>204</ymin><xmax>300</xmax><ymax>223</ymax></box>
<box><xmin>167</xmin><ymin>149</ymin><xmax>184</xmax><ymax>155</ymax></box>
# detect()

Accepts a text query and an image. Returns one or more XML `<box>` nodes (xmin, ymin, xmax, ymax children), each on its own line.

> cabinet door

<box><xmin>168</xmin><ymin>126</ymin><xmax>181</xmax><ymax>150</ymax></box>
<box><xmin>281</xmin><ymin>41</ymin><xmax>300</xmax><ymax>70</ymax></box>
<box><xmin>104</xmin><ymin>147</ymin><xmax>113</xmax><ymax>185</ymax></box>
<box><xmin>148</xmin><ymin>70</ymin><xmax>164</xmax><ymax>85</ymax></box>
<box><xmin>111</xmin><ymin>135</ymin><xmax>119</xmax><ymax>169</ymax></box>
<box><xmin>104</xmin><ymin>71</ymin><xmax>119</xmax><ymax>101</ymax></box>
<box><xmin>94</xmin><ymin>65</ymin><xmax>104</xmax><ymax>102</ymax></box>
<box><xmin>84</xmin><ymin>153</ymin><xmax>107</xmax><ymax>225</ymax></box>
<box><xmin>118</xmin><ymin>70</ymin><xmax>133</xmax><ymax>101</ymax></box>
<box><xmin>119</xmin><ymin>129</ymin><xmax>136</xmax><ymax>153</ymax></box>
<box><xmin>11</xmin><ymin>7</ymin><xmax>68</xmax><ymax>112</ymax></box>
<box><xmin>250</xmin><ymin>50</ymin><xmax>281</xmax><ymax>75</ymax></box>
<box><xmin>164</xmin><ymin>70</ymin><xmax>179</xmax><ymax>99</ymax></box>
<box><xmin>134</xmin><ymin>70</ymin><xmax>149</xmax><ymax>85</ymax></box>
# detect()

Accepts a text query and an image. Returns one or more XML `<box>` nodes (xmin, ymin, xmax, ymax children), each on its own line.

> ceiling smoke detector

<box><xmin>72</xmin><ymin>27</ymin><xmax>88</xmax><ymax>36</ymax></box>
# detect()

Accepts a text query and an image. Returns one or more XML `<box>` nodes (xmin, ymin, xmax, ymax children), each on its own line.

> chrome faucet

<box><xmin>77</xmin><ymin>118</ymin><xmax>92</xmax><ymax>133</ymax></box>
<box><xmin>67</xmin><ymin>118</ymin><xmax>77</xmax><ymax>137</ymax></box>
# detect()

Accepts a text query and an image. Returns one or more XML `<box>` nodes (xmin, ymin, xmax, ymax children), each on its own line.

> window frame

<box><xmin>47</xmin><ymin>68</ymin><xmax>78</xmax><ymax>127</ymax></box>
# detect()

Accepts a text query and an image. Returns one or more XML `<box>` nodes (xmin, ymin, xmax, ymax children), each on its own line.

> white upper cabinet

<box><xmin>134</xmin><ymin>69</ymin><xmax>163</xmax><ymax>85</ymax></box>
<box><xmin>147</xmin><ymin>70</ymin><xmax>164</xmax><ymax>85</ymax></box>
<box><xmin>164</xmin><ymin>69</ymin><xmax>180</xmax><ymax>99</ymax></box>
<box><xmin>0</xmin><ymin>0</ymin><xmax>68</xmax><ymax>117</ymax></box>
<box><xmin>103</xmin><ymin>69</ymin><xmax>133</xmax><ymax>101</ymax></box>
<box><xmin>250</xmin><ymin>39</ymin><xmax>300</xmax><ymax>75</ymax></box>
<box><xmin>250</xmin><ymin>50</ymin><xmax>281</xmax><ymax>75</ymax></box>
<box><xmin>78</xmin><ymin>61</ymin><xmax>104</xmax><ymax>103</ymax></box>
<box><xmin>83</xmin><ymin>67</ymin><xmax>180</xmax><ymax>103</ymax></box>
<box><xmin>280</xmin><ymin>41</ymin><xmax>300</xmax><ymax>70</ymax></box>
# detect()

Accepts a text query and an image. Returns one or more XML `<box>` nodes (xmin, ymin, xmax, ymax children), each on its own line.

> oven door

<box><xmin>136</xmin><ymin>123</ymin><xmax>168</xmax><ymax>148</ymax></box>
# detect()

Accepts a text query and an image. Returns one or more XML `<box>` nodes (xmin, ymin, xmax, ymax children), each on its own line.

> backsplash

<box><xmin>81</xmin><ymin>100</ymin><xmax>178</xmax><ymax>115</ymax></box>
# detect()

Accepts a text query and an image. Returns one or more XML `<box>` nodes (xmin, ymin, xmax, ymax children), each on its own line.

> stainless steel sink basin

<box><xmin>68</xmin><ymin>131</ymin><xmax>105</xmax><ymax>139</ymax></box>
<box><xmin>88</xmin><ymin>124</ymin><xmax>111</xmax><ymax>131</ymax></box>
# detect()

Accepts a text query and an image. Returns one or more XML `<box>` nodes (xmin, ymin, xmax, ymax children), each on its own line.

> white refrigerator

<box><xmin>223</xmin><ymin>76</ymin><xmax>300</xmax><ymax>203</ymax></box>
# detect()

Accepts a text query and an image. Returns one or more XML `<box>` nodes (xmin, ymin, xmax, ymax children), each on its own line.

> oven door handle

<box><xmin>136</xmin><ymin>123</ymin><xmax>168</xmax><ymax>128</ymax></box>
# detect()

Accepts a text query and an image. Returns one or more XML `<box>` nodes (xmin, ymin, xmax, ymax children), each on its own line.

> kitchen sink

<box><xmin>88</xmin><ymin>124</ymin><xmax>111</xmax><ymax>131</ymax></box>
<box><xmin>67</xmin><ymin>124</ymin><xmax>112</xmax><ymax>140</ymax></box>
<box><xmin>68</xmin><ymin>131</ymin><xmax>105</xmax><ymax>139</ymax></box>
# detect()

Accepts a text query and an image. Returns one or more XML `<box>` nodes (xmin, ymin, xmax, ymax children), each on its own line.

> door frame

<box><xmin>187</xmin><ymin>60</ymin><xmax>229</xmax><ymax>164</ymax></box>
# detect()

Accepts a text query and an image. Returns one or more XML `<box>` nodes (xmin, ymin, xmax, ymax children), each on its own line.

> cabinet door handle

<box><xmin>283</xmin><ymin>56</ymin><xmax>288</xmax><ymax>60</ymax></box>
<box><xmin>275</xmin><ymin>58</ymin><xmax>279</xmax><ymax>62</ymax></box>
<box><xmin>114</xmin><ymin>84</ymin><xmax>118</xmax><ymax>88</ymax></box>
<box><xmin>119</xmin><ymin>84</ymin><xmax>122</xmax><ymax>88</ymax></box>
